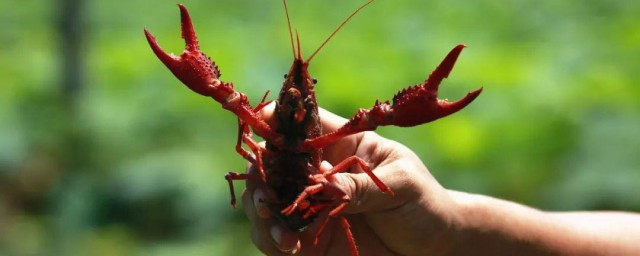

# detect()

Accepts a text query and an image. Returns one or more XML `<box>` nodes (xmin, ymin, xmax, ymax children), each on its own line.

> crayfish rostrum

<box><xmin>144</xmin><ymin>1</ymin><xmax>482</xmax><ymax>255</ymax></box>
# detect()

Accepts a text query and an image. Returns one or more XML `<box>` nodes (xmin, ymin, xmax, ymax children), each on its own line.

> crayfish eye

<box><xmin>283</xmin><ymin>74</ymin><xmax>288</xmax><ymax>79</ymax></box>
<box><xmin>312</xmin><ymin>78</ymin><xmax>318</xmax><ymax>84</ymax></box>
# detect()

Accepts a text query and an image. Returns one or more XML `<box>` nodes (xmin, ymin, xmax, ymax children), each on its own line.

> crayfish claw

<box><xmin>178</xmin><ymin>4</ymin><xmax>199</xmax><ymax>51</ymax></box>
<box><xmin>144</xmin><ymin>4</ymin><xmax>221</xmax><ymax>97</ymax></box>
<box><xmin>425</xmin><ymin>44</ymin><xmax>466</xmax><ymax>92</ymax></box>
<box><xmin>388</xmin><ymin>44</ymin><xmax>481</xmax><ymax>126</ymax></box>
<box><xmin>436</xmin><ymin>87</ymin><xmax>483</xmax><ymax>117</ymax></box>
<box><xmin>301</xmin><ymin>45</ymin><xmax>482</xmax><ymax>150</ymax></box>
<box><xmin>144</xmin><ymin>28</ymin><xmax>181</xmax><ymax>72</ymax></box>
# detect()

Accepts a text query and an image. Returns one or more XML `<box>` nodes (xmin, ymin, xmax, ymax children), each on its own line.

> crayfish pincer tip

<box><xmin>451</xmin><ymin>87</ymin><xmax>483</xmax><ymax>109</ymax></box>
<box><xmin>144</xmin><ymin>27</ymin><xmax>180</xmax><ymax>69</ymax></box>
<box><xmin>177</xmin><ymin>3</ymin><xmax>199</xmax><ymax>50</ymax></box>
<box><xmin>432</xmin><ymin>44</ymin><xmax>466</xmax><ymax>83</ymax></box>
<box><xmin>471</xmin><ymin>87</ymin><xmax>483</xmax><ymax>96</ymax></box>
<box><xmin>143</xmin><ymin>28</ymin><xmax>158</xmax><ymax>43</ymax></box>
<box><xmin>177</xmin><ymin>3</ymin><xmax>188</xmax><ymax>14</ymax></box>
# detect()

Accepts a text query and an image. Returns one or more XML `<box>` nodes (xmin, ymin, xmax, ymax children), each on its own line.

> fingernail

<box><xmin>270</xmin><ymin>225</ymin><xmax>283</xmax><ymax>247</ymax></box>
<box><xmin>254</xmin><ymin>189</ymin><xmax>271</xmax><ymax>218</ymax></box>
<box><xmin>320</xmin><ymin>160</ymin><xmax>333</xmax><ymax>173</ymax></box>
<box><xmin>270</xmin><ymin>225</ymin><xmax>298</xmax><ymax>254</ymax></box>
<box><xmin>292</xmin><ymin>241</ymin><xmax>300</xmax><ymax>254</ymax></box>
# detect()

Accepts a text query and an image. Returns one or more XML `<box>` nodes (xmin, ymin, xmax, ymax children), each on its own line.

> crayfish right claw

<box><xmin>144</xmin><ymin>4</ymin><xmax>221</xmax><ymax>97</ymax></box>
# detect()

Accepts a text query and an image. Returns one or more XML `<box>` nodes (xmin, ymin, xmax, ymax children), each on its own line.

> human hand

<box><xmin>241</xmin><ymin>104</ymin><xmax>640</xmax><ymax>256</ymax></box>
<box><xmin>242</xmin><ymin>104</ymin><xmax>462</xmax><ymax>256</ymax></box>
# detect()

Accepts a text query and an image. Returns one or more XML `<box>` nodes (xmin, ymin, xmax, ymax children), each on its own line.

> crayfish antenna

<box><xmin>282</xmin><ymin>0</ymin><xmax>296</xmax><ymax>58</ymax></box>
<box><xmin>306</xmin><ymin>0</ymin><xmax>376</xmax><ymax>63</ymax></box>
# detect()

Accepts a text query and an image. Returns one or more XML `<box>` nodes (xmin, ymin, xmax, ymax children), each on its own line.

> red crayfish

<box><xmin>144</xmin><ymin>1</ymin><xmax>481</xmax><ymax>255</ymax></box>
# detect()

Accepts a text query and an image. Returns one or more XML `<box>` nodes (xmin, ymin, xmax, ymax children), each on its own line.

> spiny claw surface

<box><xmin>302</xmin><ymin>45</ymin><xmax>482</xmax><ymax>150</ymax></box>
<box><xmin>144</xmin><ymin>4</ymin><xmax>220</xmax><ymax>96</ymax></box>
<box><xmin>390</xmin><ymin>44</ymin><xmax>482</xmax><ymax>126</ymax></box>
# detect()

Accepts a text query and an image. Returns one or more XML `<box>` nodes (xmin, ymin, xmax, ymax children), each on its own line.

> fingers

<box><xmin>332</xmin><ymin>169</ymin><xmax>404</xmax><ymax>214</ymax></box>
<box><xmin>250</xmin><ymin>225</ymin><xmax>301</xmax><ymax>256</ymax></box>
<box><xmin>243</xmin><ymin>182</ymin><xmax>300</xmax><ymax>255</ymax></box>
<box><xmin>269</xmin><ymin>225</ymin><xmax>301</xmax><ymax>254</ymax></box>
<box><xmin>328</xmin><ymin>156</ymin><xmax>423</xmax><ymax>214</ymax></box>
<box><xmin>250</xmin><ymin>226</ymin><xmax>300</xmax><ymax>256</ymax></box>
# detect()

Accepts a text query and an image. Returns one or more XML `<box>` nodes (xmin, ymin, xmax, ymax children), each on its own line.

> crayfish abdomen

<box><xmin>266</xmin><ymin>151</ymin><xmax>317</xmax><ymax>231</ymax></box>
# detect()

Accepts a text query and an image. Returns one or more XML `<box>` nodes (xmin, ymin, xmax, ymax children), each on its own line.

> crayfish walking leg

<box><xmin>226</xmin><ymin>94</ymin><xmax>273</xmax><ymax>207</ymax></box>
<box><xmin>234</xmin><ymin>91</ymin><xmax>273</xmax><ymax>182</ymax></box>
<box><xmin>224</xmin><ymin>121</ymin><xmax>263</xmax><ymax>208</ymax></box>
<box><xmin>280</xmin><ymin>155</ymin><xmax>393</xmax><ymax>256</ymax></box>
<box><xmin>281</xmin><ymin>155</ymin><xmax>394</xmax><ymax>215</ymax></box>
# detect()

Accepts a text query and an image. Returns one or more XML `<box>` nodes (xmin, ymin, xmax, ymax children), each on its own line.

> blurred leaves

<box><xmin>1</xmin><ymin>0</ymin><xmax>639</xmax><ymax>255</ymax></box>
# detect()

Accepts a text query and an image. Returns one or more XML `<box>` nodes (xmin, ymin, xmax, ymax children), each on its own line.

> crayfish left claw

<box><xmin>177</xmin><ymin>4</ymin><xmax>198</xmax><ymax>52</ymax></box>
<box><xmin>144</xmin><ymin>4</ymin><xmax>221</xmax><ymax>97</ymax></box>
<box><xmin>302</xmin><ymin>45</ymin><xmax>482</xmax><ymax>150</ymax></box>
<box><xmin>424</xmin><ymin>44</ymin><xmax>465</xmax><ymax>93</ymax></box>
<box><xmin>388</xmin><ymin>44</ymin><xmax>482</xmax><ymax>127</ymax></box>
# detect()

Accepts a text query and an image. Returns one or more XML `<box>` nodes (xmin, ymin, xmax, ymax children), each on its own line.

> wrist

<box><xmin>445</xmin><ymin>190</ymin><xmax>554</xmax><ymax>256</ymax></box>
<box><xmin>441</xmin><ymin>190</ymin><xmax>477</xmax><ymax>256</ymax></box>
<box><xmin>413</xmin><ymin>190</ymin><xmax>470</xmax><ymax>256</ymax></box>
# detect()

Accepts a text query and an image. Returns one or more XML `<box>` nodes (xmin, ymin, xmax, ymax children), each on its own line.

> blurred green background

<box><xmin>1</xmin><ymin>0</ymin><xmax>639</xmax><ymax>255</ymax></box>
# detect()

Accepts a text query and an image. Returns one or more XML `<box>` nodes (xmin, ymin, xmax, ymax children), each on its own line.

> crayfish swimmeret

<box><xmin>144</xmin><ymin>1</ymin><xmax>482</xmax><ymax>255</ymax></box>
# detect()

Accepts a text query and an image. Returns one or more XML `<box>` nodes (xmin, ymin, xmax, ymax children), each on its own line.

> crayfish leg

<box><xmin>224</xmin><ymin>172</ymin><xmax>259</xmax><ymax>208</ymax></box>
<box><xmin>235</xmin><ymin>120</ymin><xmax>256</xmax><ymax>163</ymax></box>
<box><xmin>313</xmin><ymin>194</ymin><xmax>349</xmax><ymax>245</ymax></box>
<box><xmin>325</xmin><ymin>155</ymin><xmax>394</xmax><ymax>195</ymax></box>
<box><xmin>233</xmin><ymin>93</ymin><xmax>273</xmax><ymax>181</ymax></box>
<box><xmin>340</xmin><ymin>216</ymin><xmax>359</xmax><ymax>256</ymax></box>
<box><xmin>311</xmin><ymin>195</ymin><xmax>357</xmax><ymax>256</ymax></box>
<box><xmin>224</xmin><ymin>172</ymin><xmax>255</xmax><ymax>208</ymax></box>
<box><xmin>235</xmin><ymin>119</ymin><xmax>267</xmax><ymax>182</ymax></box>
<box><xmin>303</xmin><ymin>203</ymin><xmax>329</xmax><ymax>219</ymax></box>
<box><xmin>281</xmin><ymin>183</ymin><xmax>324</xmax><ymax>216</ymax></box>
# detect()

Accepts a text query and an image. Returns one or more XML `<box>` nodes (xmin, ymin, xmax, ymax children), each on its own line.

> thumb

<box><xmin>329</xmin><ymin>162</ymin><xmax>410</xmax><ymax>214</ymax></box>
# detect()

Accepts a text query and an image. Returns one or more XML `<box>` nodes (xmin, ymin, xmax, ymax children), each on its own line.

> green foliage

<box><xmin>1</xmin><ymin>0</ymin><xmax>638</xmax><ymax>255</ymax></box>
